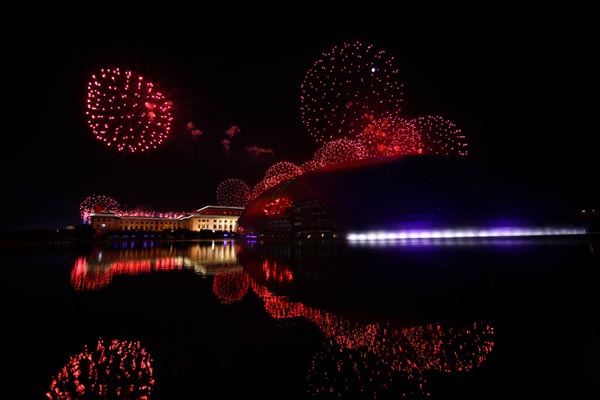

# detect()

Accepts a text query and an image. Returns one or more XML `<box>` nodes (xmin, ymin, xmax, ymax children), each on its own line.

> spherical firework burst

<box><xmin>85</xmin><ymin>67</ymin><xmax>174</xmax><ymax>153</ymax></box>
<box><xmin>313</xmin><ymin>138</ymin><xmax>367</xmax><ymax>168</ymax></box>
<box><xmin>79</xmin><ymin>194</ymin><xmax>120</xmax><ymax>224</ymax></box>
<box><xmin>300</xmin><ymin>159</ymin><xmax>322</xmax><ymax>173</ymax></box>
<box><xmin>300</xmin><ymin>41</ymin><xmax>404</xmax><ymax>144</ymax></box>
<box><xmin>355</xmin><ymin>113</ymin><xmax>422</xmax><ymax>157</ymax></box>
<box><xmin>411</xmin><ymin>115</ymin><xmax>468</xmax><ymax>156</ymax></box>
<box><xmin>263</xmin><ymin>161</ymin><xmax>303</xmax><ymax>190</ymax></box>
<box><xmin>249</xmin><ymin>180</ymin><xmax>268</xmax><ymax>201</ymax></box>
<box><xmin>46</xmin><ymin>338</ymin><xmax>154</xmax><ymax>399</ymax></box>
<box><xmin>216</xmin><ymin>178</ymin><xmax>250</xmax><ymax>207</ymax></box>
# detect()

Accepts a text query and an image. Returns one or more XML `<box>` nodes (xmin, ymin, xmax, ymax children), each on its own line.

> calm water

<box><xmin>4</xmin><ymin>236</ymin><xmax>599</xmax><ymax>399</ymax></box>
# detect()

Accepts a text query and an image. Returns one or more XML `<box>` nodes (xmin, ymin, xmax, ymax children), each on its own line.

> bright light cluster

<box><xmin>86</xmin><ymin>67</ymin><xmax>173</xmax><ymax>153</ymax></box>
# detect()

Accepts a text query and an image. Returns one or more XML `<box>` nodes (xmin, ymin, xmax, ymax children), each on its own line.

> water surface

<box><xmin>4</xmin><ymin>236</ymin><xmax>598</xmax><ymax>399</ymax></box>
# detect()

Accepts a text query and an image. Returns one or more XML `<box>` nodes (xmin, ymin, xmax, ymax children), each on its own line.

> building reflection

<box><xmin>46</xmin><ymin>338</ymin><xmax>154</xmax><ymax>400</ymax></box>
<box><xmin>68</xmin><ymin>241</ymin><xmax>496</xmax><ymax>398</ymax></box>
<box><xmin>70</xmin><ymin>240</ymin><xmax>241</xmax><ymax>291</ymax></box>
<box><xmin>212</xmin><ymin>245</ymin><xmax>495</xmax><ymax>398</ymax></box>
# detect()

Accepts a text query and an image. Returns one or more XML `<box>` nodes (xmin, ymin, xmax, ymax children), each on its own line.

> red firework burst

<box><xmin>313</xmin><ymin>138</ymin><xmax>368</xmax><ymax>168</ymax></box>
<box><xmin>300</xmin><ymin>41</ymin><xmax>404</xmax><ymax>144</ymax></box>
<box><xmin>249</xmin><ymin>180</ymin><xmax>268</xmax><ymax>201</ymax></box>
<box><xmin>79</xmin><ymin>194</ymin><xmax>120</xmax><ymax>224</ymax></box>
<box><xmin>355</xmin><ymin>113</ymin><xmax>422</xmax><ymax>157</ymax></box>
<box><xmin>411</xmin><ymin>115</ymin><xmax>468</xmax><ymax>156</ymax></box>
<box><xmin>263</xmin><ymin>161</ymin><xmax>303</xmax><ymax>190</ymax></box>
<box><xmin>85</xmin><ymin>67</ymin><xmax>173</xmax><ymax>153</ymax></box>
<box><xmin>216</xmin><ymin>178</ymin><xmax>251</xmax><ymax>207</ymax></box>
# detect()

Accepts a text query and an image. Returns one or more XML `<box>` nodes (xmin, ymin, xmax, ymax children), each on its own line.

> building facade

<box><xmin>90</xmin><ymin>205</ymin><xmax>245</xmax><ymax>233</ymax></box>
<box><xmin>237</xmin><ymin>155</ymin><xmax>583</xmax><ymax>239</ymax></box>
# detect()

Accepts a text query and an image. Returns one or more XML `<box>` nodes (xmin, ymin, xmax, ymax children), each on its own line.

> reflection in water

<box><xmin>212</xmin><ymin>267</ymin><xmax>495</xmax><ymax>398</ymax></box>
<box><xmin>308</xmin><ymin>321</ymin><xmax>493</xmax><ymax>398</ymax></box>
<box><xmin>70</xmin><ymin>241</ymin><xmax>240</xmax><ymax>291</ymax></box>
<box><xmin>67</xmin><ymin>241</ymin><xmax>496</xmax><ymax>398</ymax></box>
<box><xmin>261</xmin><ymin>259</ymin><xmax>294</xmax><ymax>283</ymax></box>
<box><xmin>213</xmin><ymin>272</ymin><xmax>252</xmax><ymax>304</ymax></box>
<box><xmin>46</xmin><ymin>338</ymin><xmax>154</xmax><ymax>400</ymax></box>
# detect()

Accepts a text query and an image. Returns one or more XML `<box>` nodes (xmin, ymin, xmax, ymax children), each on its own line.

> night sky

<box><xmin>3</xmin><ymin>10</ymin><xmax>597</xmax><ymax>230</ymax></box>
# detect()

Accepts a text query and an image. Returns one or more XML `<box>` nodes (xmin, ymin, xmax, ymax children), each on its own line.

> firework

<box><xmin>300</xmin><ymin>41</ymin><xmax>404</xmax><ymax>144</ymax></box>
<box><xmin>312</xmin><ymin>138</ymin><xmax>367</xmax><ymax>168</ymax></box>
<box><xmin>249</xmin><ymin>180</ymin><xmax>268</xmax><ymax>201</ymax></box>
<box><xmin>411</xmin><ymin>115</ymin><xmax>468</xmax><ymax>156</ymax></box>
<box><xmin>216</xmin><ymin>178</ymin><xmax>251</xmax><ymax>207</ymax></box>
<box><xmin>79</xmin><ymin>194</ymin><xmax>120</xmax><ymax>224</ymax></box>
<box><xmin>85</xmin><ymin>67</ymin><xmax>173</xmax><ymax>153</ymax></box>
<box><xmin>300</xmin><ymin>159</ymin><xmax>322</xmax><ymax>173</ymax></box>
<box><xmin>355</xmin><ymin>113</ymin><xmax>422</xmax><ymax>157</ymax></box>
<box><xmin>263</xmin><ymin>161</ymin><xmax>303</xmax><ymax>191</ymax></box>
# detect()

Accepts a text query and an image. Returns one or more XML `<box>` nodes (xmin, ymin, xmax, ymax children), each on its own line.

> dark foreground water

<box><xmin>3</xmin><ymin>236</ymin><xmax>599</xmax><ymax>399</ymax></box>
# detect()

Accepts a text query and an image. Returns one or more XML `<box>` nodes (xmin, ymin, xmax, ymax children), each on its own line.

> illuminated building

<box><xmin>237</xmin><ymin>155</ymin><xmax>586</xmax><ymax>240</ymax></box>
<box><xmin>90</xmin><ymin>205</ymin><xmax>244</xmax><ymax>233</ymax></box>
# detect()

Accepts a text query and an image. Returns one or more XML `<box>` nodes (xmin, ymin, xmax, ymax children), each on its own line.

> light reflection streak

<box><xmin>70</xmin><ymin>242</ymin><xmax>240</xmax><ymax>291</ymax></box>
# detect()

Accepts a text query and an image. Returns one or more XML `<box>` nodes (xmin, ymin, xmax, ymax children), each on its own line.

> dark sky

<box><xmin>3</xmin><ymin>9</ymin><xmax>597</xmax><ymax>230</ymax></box>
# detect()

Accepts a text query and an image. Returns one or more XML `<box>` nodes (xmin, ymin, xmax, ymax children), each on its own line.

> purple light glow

<box><xmin>347</xmin><ymin>226</ymin><xmax>588</xmax><ymax>242</ymax></box>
